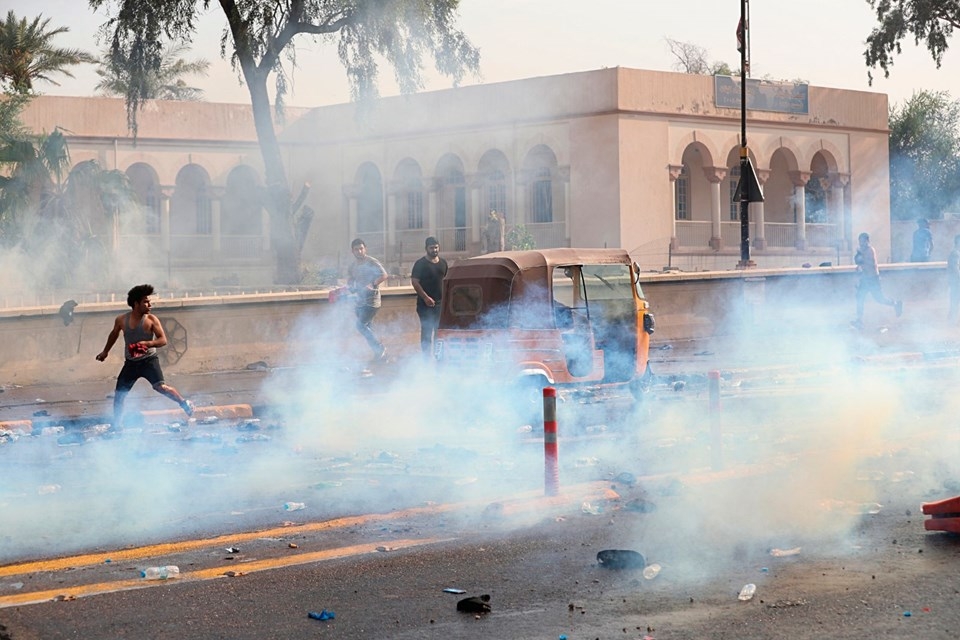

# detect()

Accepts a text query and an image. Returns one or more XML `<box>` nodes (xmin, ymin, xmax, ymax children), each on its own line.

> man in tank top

<box><xmin>96</xmin><ymin>284</ymin><xmax>194</xmax><ymax>432</ymax></box>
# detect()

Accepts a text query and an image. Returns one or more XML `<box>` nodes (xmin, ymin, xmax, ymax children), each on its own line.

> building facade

<box><xmin>17</xmin><ymin>67</ymin><xmax>891</xmax><ymax>288</ymax></box>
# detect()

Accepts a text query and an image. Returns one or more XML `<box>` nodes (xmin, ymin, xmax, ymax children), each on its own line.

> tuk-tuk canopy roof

<box><xmin>445</xmin><ymin>248</ymin><xmax>634</xmax><ymax>283</ymax></box>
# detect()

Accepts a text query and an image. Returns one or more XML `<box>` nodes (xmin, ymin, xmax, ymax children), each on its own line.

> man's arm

<box><xmin>144</xmin><ymin>314</ymin><xmax>169</xmax><ymax>348</ymax></box>
<box><xmin>96</xmin><ymin>315</ymin><xmax>123</xmax><ymax>361</ymax></box>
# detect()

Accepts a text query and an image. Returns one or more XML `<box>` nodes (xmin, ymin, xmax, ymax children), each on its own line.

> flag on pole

<box><xmin>736</xmin><ymin>17</ymin><xmax>744</xmax><ymax>53</ymax></box>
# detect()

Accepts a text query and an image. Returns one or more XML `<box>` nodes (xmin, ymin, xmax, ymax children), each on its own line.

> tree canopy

<box><xmin>0</xmin><ymin>10</ymin><xmax>95</xmax><ymax>94</ymax></box>
<box><xmin>95</xmin><ymin>42</ymin><xmax>210</xmax><ymax>101</ymax></box>
<box><xmin>864</xmin><ymin>0</ymin><xmax>960</xmax><ymax>82</ymax></box>
<box><xmin>664</xmin><ymin>38</ymin><xmax>733</xmax><ymax>76</ymax></box>
<box><xmin>888</xmin><ymin>89</ymin><xmax>960</xmax><ymax>219</ymax></box>
<box><xmin>91</xmin><ymin>0</ymin><xmax>480</xmax><ymax>284</ymax></box>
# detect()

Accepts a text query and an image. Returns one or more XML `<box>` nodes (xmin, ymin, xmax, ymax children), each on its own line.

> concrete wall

<box><xmin>0</xmin><ymin>266</ymin><xmax>946</xmax><ymax>388</ymax></box>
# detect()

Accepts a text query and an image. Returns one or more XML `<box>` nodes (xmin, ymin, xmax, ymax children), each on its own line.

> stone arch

<box><xmin>125</xmin><ymin>162</ymin><xmax>162</xmax><ymax>235</ymax></box>
<box><xmin>222</xmin><ymin>165</ymin><xmax>263</xmax><ymax>236</ymax></box>
<box><xmin>435</xmin><ymin>153</ymin><xmax>467</xmax><ymax>250</ymax></box>
<box><xmin>757</xmin><ymin>137</ymin><xmax>802</xmax><ymax>173</ymax></box>
<box><xmin>171</xmin><ymin>164</ymin><xmax>212</xmax><ymax>242</ymax></box>
<box><xmin>521</xmin><ymin>144</ymin><xmax>559</xmax><ymax>225</ymax></box>
<box><xmin>354</xmin><ymin>162</ymin><xmax>384</xmax><ymax>236</ymax></box>
<box><xmin>478</xmin><ymin>148</ymin><xmax>511</xmax><ymax>219</ymax></box>
<box><xmin>393</xmin><ymin>158</ymin><xmax>425</xmax><ymax>233</ymax></box>
<box><xmin>764</xmin><ymin>147</ymin><xmax>800</xmax><ymax>225</ymax></box>
<box><xmin>671</xmin><ymin>132</ymin><xmax>718</xmax><ymax>168</ymax></box>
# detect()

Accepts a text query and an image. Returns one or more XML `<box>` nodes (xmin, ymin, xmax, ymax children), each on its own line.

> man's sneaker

<box><xmin>895</xmin><ymin>300</ymin><xmax>903</xmax><ymax>318</ymax></box>
<box><xmin>182</xmin><ymin>400</ymin><xmax>195</xmax><ymax>417</ymax></box>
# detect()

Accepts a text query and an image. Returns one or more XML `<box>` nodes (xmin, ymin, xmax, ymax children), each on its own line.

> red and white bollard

<box><xmin>708</xmin><ymin>370</ymin><xmax>723</xmax><ymax>470</ymax></box>
<box><xmin>543</xmin><ymin>387</ymin><xmax>559</xmax><ymax>496</ymax></box>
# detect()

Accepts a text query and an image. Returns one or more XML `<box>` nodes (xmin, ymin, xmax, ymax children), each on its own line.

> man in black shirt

<box><xmin>410</xmin><ymin>236</ymin><xmax>448</xmax><ymax>357</ymax></box>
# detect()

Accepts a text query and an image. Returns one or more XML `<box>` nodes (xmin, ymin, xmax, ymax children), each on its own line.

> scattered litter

<box><xmin>673</xmin><ymin>381</ymin><xmax>686</xmax><ymax>392</ymax></box>
<box><xmin>225</xmin><ymin>547</ymin><xmax>240</xmax><ymax>553</ymax></box>
<box><xmin>575</xmin><ymin>457</ymin><xmax>600</xmax><ymax>467</ymax></box>
<box><xmin>861</xmin><ymin>503</ymin><xmax>883</xmax><ymax>515</ymax></box>
<box><xmin>456</xmin><ymin>594</ymin><xmax>491</xmax><ymax>613</ymax></box>
<box><xmin>223</xmin><ymin>570</ymin><xmax>247</xmax><ymax>577</ymax></box>
<box><xmin>443</xmin><ymin>588</ymin><xmax>467</xmax><ymax>594</ymax></box>
<box><xmin>54</xmin><ymin>594</ymin><xmax>76</xmax><ymax>602</ymax></box>
<box><xmin>283</xmin><ymin>502</ymin><xmax>306</xmax><ymax>511</ymax></box>
<box><xmin>596</xmin><ymin>549</ymin><xmax>645</xmax><ymax>570</ymax></box>
<box><xmin>288</xmin><ymin>543</ymin><xmax>298</xmax><ymax>549</ymax></box>
<box><xmin>903</xmin><ymin>611</ymin><xmax>912</xmax><ymax>617</ymax></box>
<box><xmin>454</xmin><ymin>477</ymin><xmax>478</xmax><ymax>486</ymax></box>
<box><xmin>376</xmin><ymin>545</ymin><xmax>394</xmax><ymax>552</ymax></box>
<box><xmin>770</xmin><ymin>547</ymin><xmax>801</xmax><ymax>557</ymax></box>
<box><xmin>694</xmin><ymin>350</ymin><xmax>714</xmax><ymax>356</ymax></box>
<box><xmin>9</xmin><ymin>583</ymin><xmax>23</xmax><ymax>590</ymax></box>
<box><xmin>311</xmin><ymin>481</ymin><xmax>343</xmax><ymax>489</ymax></box>
<box><xmin>245</xmin><ymin>361</ymin><xmax>269</xmax><ymax>371</ymax></box>
<box><xmin>642</xmin><ymin>563</ymin><xmax>661</xmax><ymax>579</ymax></box>
<box><xmin>40</xmin><ymin>426</ymin><xmax>64</xmax><ymax>436</ymax></box>
<box><xmin>33</xmin><ymin>409</ymin><xmax>50</xmax><ymax>417</ymax></box>
<box><xmin>307</xmin><ymin>609</ymin><xmax>335</xmax><ymax>621</ymax></box>
<box><xmin>767</xmin><ymin>598</ymin><xmax>807</xmax><ymax>608</ymax></box>
<box><xmin>236</xmin><ymin>433</ymin><xmax>271</xmax><ymax>443</ymax></box>
<box><xmin>581</xmin><ymin>502</ymin><xmax>603</xmax><ymax>515</ymax></box>
<box><xmin>622</xmin><ymin>498</ymin><xmax>657</xmax><ymax>513</ymax></box>
<box><xmin>612</xmin><ymin>471</ymin><xmax>636</xmax><ymax>486</ymax></box>
<box><xmin>738</xmin><ymin>583</ymin><xmax>757</xmax><ymax>601</ymax></box>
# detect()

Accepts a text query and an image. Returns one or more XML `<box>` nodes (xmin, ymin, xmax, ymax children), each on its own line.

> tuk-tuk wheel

<box><xmin>630</xmin><ymin>364</ymin><xmax>654</xmax><ymax>401</ymax></box>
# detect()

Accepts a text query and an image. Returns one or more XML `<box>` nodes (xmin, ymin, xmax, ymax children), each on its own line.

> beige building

<box><xmin>17</xmin><ymin>67</ymin><xmax>891</xmax><ymax>287</ymax></box>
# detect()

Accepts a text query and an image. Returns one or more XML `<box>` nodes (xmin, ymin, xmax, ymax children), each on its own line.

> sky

<box><xmin>7</xmin><ymin>0</ymin><xmax>960</xmax><ymax>111</ymax></box>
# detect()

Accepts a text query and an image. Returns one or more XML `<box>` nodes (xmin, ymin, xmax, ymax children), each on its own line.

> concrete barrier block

<box><xmin>0</xmin><ymin>419</ymin><xmax>33</xmax><ymax>434</ymax></box>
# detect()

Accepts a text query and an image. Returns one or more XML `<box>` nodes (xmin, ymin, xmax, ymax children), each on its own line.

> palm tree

<box><xmin>0</xmin><ymin>128</ymin><xmax>134</xmax><ymax>288</ymax></box>
<box><xmin>0</xmin><ymin>10</ymin><xmax>95</xmax><ymax>94</ymax></box>
<box><xmin>95</xmin><ymin>43</ymin><xmax>210</xmax><ymax>101</ymax></box>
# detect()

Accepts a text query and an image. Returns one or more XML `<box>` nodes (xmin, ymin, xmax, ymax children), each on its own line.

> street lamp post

<box><xmin>736</xmin><ymin>0</ymin><xmax>763</xmax><ymax>269</ymax></box>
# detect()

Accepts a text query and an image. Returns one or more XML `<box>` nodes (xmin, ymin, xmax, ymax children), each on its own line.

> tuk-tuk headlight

<box><xmin>643</xmin><ymin>312</ymin><xmax>656</xmax><ymax>335</ymax></box>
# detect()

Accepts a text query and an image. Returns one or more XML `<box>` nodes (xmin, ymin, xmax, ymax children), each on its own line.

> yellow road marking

<box><xmin>0</xmin><ymin>538</ymin><xmax>449</xmax><ymax>608</ymax></box>
<box><xmin>0</xmin><ymin>481</ymin><xmax>615</xmax><ymax>578</ymax></box>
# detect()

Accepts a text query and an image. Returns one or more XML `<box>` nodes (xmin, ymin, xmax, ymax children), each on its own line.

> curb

<box><xmin>140</xmin><ymin>403</ymin><xmax>254</xmax><ymax>424</ymax></box>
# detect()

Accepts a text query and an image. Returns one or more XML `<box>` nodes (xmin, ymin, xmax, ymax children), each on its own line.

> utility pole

<box><xmin>735</xmin><ymin>0</ymin><xmax>763</xmax><ymax>269</ymax></box>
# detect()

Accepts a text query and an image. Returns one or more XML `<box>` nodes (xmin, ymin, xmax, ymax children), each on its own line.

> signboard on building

<box><xmin>714</xmin><ymin>76</ymin><xmax>809</xmax><ymax>115</ymax></box>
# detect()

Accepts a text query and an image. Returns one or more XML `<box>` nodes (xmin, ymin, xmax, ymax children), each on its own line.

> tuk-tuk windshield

<box><xmin>580</xmin><ymin>264</ymin><xmax>635</xmax><ymax>301</ymax></box>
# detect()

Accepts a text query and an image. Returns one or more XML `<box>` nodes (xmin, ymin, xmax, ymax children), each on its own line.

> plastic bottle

<box><xmin>284</xmin><ymin>502</ymin><xmax>306</xmax><ymax>511</ymax></box>
<box><xmin>141</xmin><ymin>565</ymin><xmax>180</xmax><ymax>580</ymax></box>
<box><xmin>642</xmin><ymin>563</ymin><xmax>662</xmax><ymax>580</ymax></box>
<box><xmin>737</xmin><ymin>583</ymin><xmax>756</xmax><ymax>601</ymax></box>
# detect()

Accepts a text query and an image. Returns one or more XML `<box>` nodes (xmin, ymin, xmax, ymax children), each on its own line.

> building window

<box><xmin>675</xmin><ymin>166</ymin><xmax>689</xmax><ymax>220</ymax></box>
<box><xmin>406</xmin><ymin>189</ymin><xmax>423</xmax><ymax>229</ymax></box>
<box><xmin>196</xmin><ymin>187</ymin><xmax>212</xmax><ymax>234</ymax></box>
<box><xmin>531</xmin><ymin>168</ymin><xmax>552</xmax><ymax>223</ymax></box>
<box><xmin>728</xmin><ymin>165</ymin><xmax>740</xmax><ymax>221</ymax></box>
<box><xmin>486</xmin><ymin>170</ymin><xmax>507</xmax><ymax>219</ymax></box>
<box><xmin>145</xmin><ymin>185</ymin><xmax>161</xmax><ymax>234</ymax></box>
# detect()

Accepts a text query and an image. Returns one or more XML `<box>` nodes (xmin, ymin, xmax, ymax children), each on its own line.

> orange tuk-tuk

<box><xmin>435</xmin><ymin>248</ymin><xmax>655</xmax><ymax>403</ymax></box>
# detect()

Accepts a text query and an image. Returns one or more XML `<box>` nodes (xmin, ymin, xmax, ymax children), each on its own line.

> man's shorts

<box><xmin>116</xmin><ymin>355</ymin><xmax>165</xmax><ymax>392</ymax></box>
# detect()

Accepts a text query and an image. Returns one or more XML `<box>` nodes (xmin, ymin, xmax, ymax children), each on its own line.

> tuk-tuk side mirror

<box><xmin>632</xmin><ymin>262</ymin><xmax>641</xmax><ymax>284</ymax></box>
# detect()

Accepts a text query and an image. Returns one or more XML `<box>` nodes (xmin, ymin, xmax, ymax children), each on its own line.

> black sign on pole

<box><xmin>736</xmin><ymin>0</ymin><xmax>762</xmax><ymax>268</ymax></box>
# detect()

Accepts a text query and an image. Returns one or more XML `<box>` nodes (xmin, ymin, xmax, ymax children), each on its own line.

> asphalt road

<box><xmin>3</xmin><ymin>317</ymin><xmax>960</xmax><ymax>639</ymax></box>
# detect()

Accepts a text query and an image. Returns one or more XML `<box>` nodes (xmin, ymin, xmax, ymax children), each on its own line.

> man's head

<box><xmin>127</xmin><ymin>284</ymin><xmax>155</xmax><ymax>309</ymax></box>
<box><xmin>918</xmin><ymin>218</ymin><xmax>929</xmax><ymax>228</ymax></box>
<box><xmin>858</xmin><ymin>232</ymin><xmax>870</xmax><ymax>246</ymax></box>
<box><xmin>424</xmin><ymin>236</ymin><xmax>440</xmax><ymax>258</ymax></box>
<box><xmin>351</xmin><ymin>238</ymin><xmax>366</xmax><ymax>259</ymax></box>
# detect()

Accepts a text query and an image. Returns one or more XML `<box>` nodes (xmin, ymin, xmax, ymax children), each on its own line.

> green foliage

<box><xmin>888</xmin><ymin>90</ymin><xmax>960</xmax><ymax>219</ymax></box>
<box><xmin>0</xmin><ymin>10</ymin><xmax>95</xmax><ymax>94</ymax></box>
<box><xmin>0</xmin><ymin>127</ymin><xmax>135</xmax><ymax>287</ymax></box>
<box><xmin>506</xmin><ymin>224</ymin><xmax>536</xmax><ymax>251</ymax></box>
<box><xmin>865</xmin><ymin>0</ymin><xmax>960</xmax><ymax>82</ymax></box>
<box><xmin>91</xmin><ymin>0</ymin><xmax>480</xmax><ymax>284</ymax></box>
<box><xmin>95</xmin><ymin>42</ymin><xmax>210</xmax><ymax>101</ymax></box>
